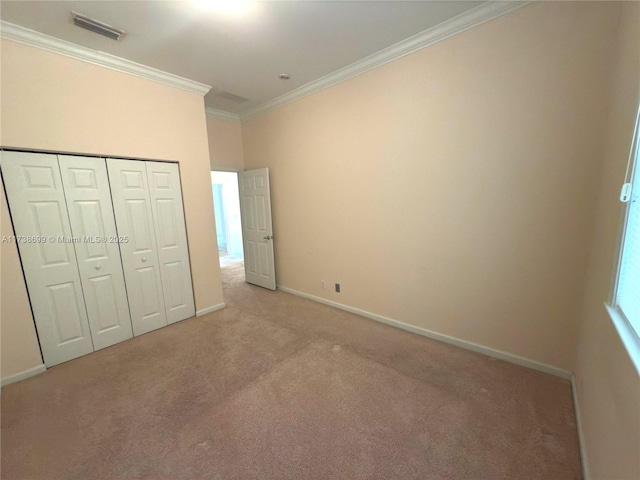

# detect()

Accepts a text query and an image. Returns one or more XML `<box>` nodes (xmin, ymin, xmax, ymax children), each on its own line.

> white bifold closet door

<box><xmin>146</xmin><ymin>161</ymin><xmax>195</xmax><ymax>324</ymax></box>
<box><xmin>1</xmin><ymin>151</ymin><xmax>94</xmax><ymax>366</ymax></box>
<box><xmin>58</xmin><ymin>155</ymin><xmax>133</xmax><ymax>350</ymax></box>
<box><xmin>2</xmin><ymin>152</ymin><xmax>195</xmax><ymax>366</ymax></box>
<box><xmin>106</xmin><ymin>158</ymin><xmax>167</xmax><ymax>336</ymax></box>
<box><xmin>107</xmin><ymin>158</ymin><xmax>194</xmax><ymax>335</ymax></box>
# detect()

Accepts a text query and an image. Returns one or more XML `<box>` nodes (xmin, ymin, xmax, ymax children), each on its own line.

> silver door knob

<box><xmin>263</xmin><ymin>235</ymin><xmax>273</xmax><ymax>240</ymax></box>
<box><xmin>142</xmin><ymin>257</ymin><xmax>148</xmax><ymax>262</ymax></box>
<box><xmin>95</xmin><ymin>264</ymin><xmax>102</xmax><ymax>270</ymax></box>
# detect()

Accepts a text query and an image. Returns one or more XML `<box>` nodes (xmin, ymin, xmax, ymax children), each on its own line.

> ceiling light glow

<box><xmin>192</xmin><ymin>0</ymin><xmax>255</xmax><ymax>17</ymax></box>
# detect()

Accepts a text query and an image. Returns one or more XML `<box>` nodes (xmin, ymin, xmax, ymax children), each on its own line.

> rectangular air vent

<box><xmin>72</xmin><ymin>12</ymin><xmax>126</xmax><ymax>41</ymax></box>
<box><xmin>214</xmin><ymin>91</ymin><xmax>248</xmax><ymax>104</ymax></box>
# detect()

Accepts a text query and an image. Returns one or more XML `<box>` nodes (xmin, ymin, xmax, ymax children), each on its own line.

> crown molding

<box><xmin>241</xmin><ymin>1</ymin><xmax>529</xmax><ymax>121</ymax></box>
<box><xmin>0</xmin><ymin>21</ymin><xmax>211</xmax><ymax>96</ymax></box>
<box><xmin>205</xmin><ymin>107</ymin><xmax>241</xmax><ymax>123</ymax></box>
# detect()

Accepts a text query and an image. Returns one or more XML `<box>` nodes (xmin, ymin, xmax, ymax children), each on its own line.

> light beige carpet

<box><xmin>0</xmin><ymin>260</ymin><xmax>582</xmax><ymax>479</ymax></box>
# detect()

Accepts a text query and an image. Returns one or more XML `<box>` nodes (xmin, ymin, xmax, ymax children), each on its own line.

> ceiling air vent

<box><xmin>71</xmin><ymin>12</ymin><xmax>126</xmax><ymax>41</ymax></box>
<box><xmin>213</xmin><ymin>91</ymin><xmax>248</xmax><ymax>104</ymax></box>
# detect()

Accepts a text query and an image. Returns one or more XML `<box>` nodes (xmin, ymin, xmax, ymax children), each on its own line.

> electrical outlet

<box><xmin>335</xmin><ymin>283</ymin><xmax>340</xmax><ymax>293</ymax></box>
<box><xmin>321</xmin><ymin>280</ymin><xmax>325</xmax><ymax>289</ymax></box>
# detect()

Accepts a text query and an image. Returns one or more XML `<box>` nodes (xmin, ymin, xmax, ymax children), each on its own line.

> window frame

<box><xmin>607</xmin><ymin>112</ymin><xmax>640</xmax><ymax>376</ymax></box>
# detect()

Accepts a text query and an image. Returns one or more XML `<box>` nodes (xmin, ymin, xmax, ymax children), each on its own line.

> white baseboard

<box><xmin>571</xmin><ymin>375</ymin><xmax>590</xmax><ymax>479</ymax></box>
<box><xmin>277</xmin><ymin>285</ymin><xmax>572</xmax><ymax>380</ymax></box>
<box><xmin>196</xmin><ymin>303</ymin><xmax>226</xmax><ymax>316</ymax></box>
<box><xmin>1</xmin><ymin>363</ymin><xmax>46</xmax><ymax>387</ymax></box>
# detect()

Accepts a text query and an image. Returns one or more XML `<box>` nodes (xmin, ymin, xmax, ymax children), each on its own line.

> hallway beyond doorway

<box><xmin>219</xmin><ymin>254</ymin><xmax>245</xmax><ymax>293</ymax></box>
<box><xmin>211</xmin><ymin>171</ymin><xmax>243</xmax><ymax>260</ymax></box>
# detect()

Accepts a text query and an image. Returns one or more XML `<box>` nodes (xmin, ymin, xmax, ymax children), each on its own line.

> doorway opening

<box><xmin>211</xmin><ymin>171</ymin><xmax>244</xmax><ymax>271</ymax></box>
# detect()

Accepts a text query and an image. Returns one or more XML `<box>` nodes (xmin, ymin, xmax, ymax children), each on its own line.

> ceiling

<box><xmin>0</xmin><ymin>1</ymin><xmax>487</xmax><ymax>115</ymax></box>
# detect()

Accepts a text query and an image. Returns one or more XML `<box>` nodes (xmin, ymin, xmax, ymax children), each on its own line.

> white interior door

<box><xmin>107</xmin><ymin>158</ymin><xmax>167</xmax><ymax>336</ymax></box>
<box><xmin>239</xmin><ymin>168</ymin><xmax>276</xmax><ymax>290</ymax></box>
<box><xmin>146</xmin><ymin>161</ymin><xmax>195</xmax><ymax>324</ymax></box>
<box><xmin>59</xmin><ymin>155</ymin><xmax>133</xmax><ymax>349</ymax></box>
<box><xmin>1</xmin><ymin>151</ymin><xmax>94</xmax><ymax>366</ymax></box>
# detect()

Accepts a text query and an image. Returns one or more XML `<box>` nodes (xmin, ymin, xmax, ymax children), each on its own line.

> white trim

<box><xmin>571</xmin><ymin>375</ymin><xmax>591</xmax><ymax>480</ymax></box>
<box><xmin>277</xmin><ymin>285</ymin><xmax>571</xmax><ymax>379</ymax></box>
<box><xmin>1</xmin><ymin>364</ymin><xmax>46</xmax><ymax>387</ymax></box>
<box><xmin>196</xmin><ymin>303</ymin><xmax>226</xmax><ymax>316</ymax></box>
<box><xmin>604</xmin><ymin>303</ymin><xmax>640</xmax><ymax>376</ymax></box>
<box><xmin>241</xmin><ymin>1</ymin><xmax>529</xmax><ymax>120</ymax></box>
<box><xmin>205</xmin><ymin>108</ymin><xmax>241</xmax><ymax>123</ymax></box>
<box><xmin>0</xmin><ymin>21</ymin><xmax>211</xmax><ymax>96</ymax></box>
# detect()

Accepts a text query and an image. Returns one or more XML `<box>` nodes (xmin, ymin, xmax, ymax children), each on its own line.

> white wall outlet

<box><xmin>321</xmin><ymin>280</ymin><xmax>325</xmax><ymax>289</ymax></box>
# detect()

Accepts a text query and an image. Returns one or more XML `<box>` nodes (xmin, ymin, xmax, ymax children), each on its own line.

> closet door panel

<box><xmin>1</xmin><ymin>151</ymin><xmax>93</xmax><ymax>366</ymax></box>
<box><xmin>107</xmin><ymin>158</ymin><xmax>167</xmax><ymax>336</ymax></box>
<box><xmin>59</xmin><ymin>155</ymin><xmax>133</xmax><ymax>349</ymax></box>
<box><xmin>146</xmin><ymin>162</ymin><xmax>195</xmax><ymax>324</ymax></box>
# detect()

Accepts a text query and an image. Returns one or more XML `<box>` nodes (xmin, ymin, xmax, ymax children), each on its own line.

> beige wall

<box><xmin>1</xmin><ymin>182</ymin><xmax>44</xmax><ymax>377</ymax></box>
<box><xmin>242</xmin><ymin>2</ymin><xmax>619</xmax><ymax>371</ymax></box>
<box><xmin>573</xmin><ymin>2</ymin><xmax>640</xmax><ymax>478</ymax></box>
<box><xmin>0</xmin><ymin>39</ymin><xmax>223</xmax><ymax>379</ymax></box>
<box><xmin>207</xmin><ymin>115</ymin><xmax>244</xmax><ymax>171</ymax></box>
